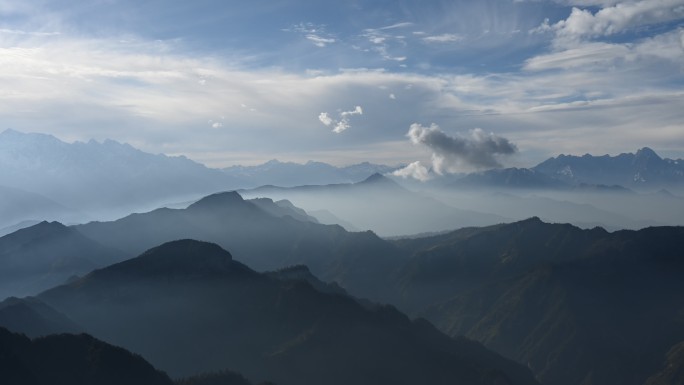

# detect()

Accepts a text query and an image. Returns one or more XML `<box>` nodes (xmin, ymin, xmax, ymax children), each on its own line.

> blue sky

<box><xmin>1</xmin><ymin>0</ymin><xmax>683</xmax><ymax>174</ymax></box>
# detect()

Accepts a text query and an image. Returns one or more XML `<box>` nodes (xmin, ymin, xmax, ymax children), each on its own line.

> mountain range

<box><xmin>0</xmin><ymin>129</ymin><xmax>240</xmax><ymax>223</ymax></box>
<box><xmin>385</xmin><ymin>218</ymin><xmax>684</xmax><ymax>385</ymax></box>
<box><xmin>241</xmin><ymin>173</ymin><xmax>507</xmax><ymax>236</ymax></box>
<box><xmin>2</xmin><ymin>129</ymin><xmax>683</xmax><ymax>234</ymax></box>
<box><xmin>0</xmin><ymin>188</ymin><xmax>682</xmax><ymax>385</ymax></box>
<box><xmin>222</xmin><ymin>159</ymin><xmax>399</xmax><ymax>187</ymax></box>
<box><xmin>533</xmin><ymin>147</ymin><xmax>684</xmax><ymax>191</ymax></box>
<box><xmin>2</xmin><ymin>130</ymin><xmax>684</xmax><ymax>385</ymax></box>
<box><xmin>0</xmin><ymin>130</ymin><xmax>406</xmax><ymax>230</ymax></box>
<box><xmin>36</xmin><ymin>239</ymin><xmax>538</xmax><ymax>385</ymax></box>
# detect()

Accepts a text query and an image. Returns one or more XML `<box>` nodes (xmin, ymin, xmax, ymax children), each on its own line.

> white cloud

<box><xmin>318</xmin><ymin>112</ymin><xmax>333</xmax><ymax>126</ymax></box>
<box><xmin>333</xmin><ymin>120</ymin><xmax>350</xmax><ymax>134</ymax></box>
<box><xmin>306</xmin><ymin>34</ymin><xmax>336</xmax><ymax>47</ymax></box>
<box><xmin>392</xmin><ymin>161</ymin><xmax>432</xmax><ymax>181</ymax></box>
<box><xmin>548</xmin><ymin>0</ymin><xmax>684</xmax><ymax>43</ymax></box>
<box><xmin>0</xmin><ymin>28</ymin><xmax>60</xmax><ymax>36</ymax></box>
<box><xmin>524</xmin><ymin>42</ymin><xmax>631</xmax><ymax>69</ymax></box>
<box><xmin>286</xmin><ymin>22</ymin><xmax>336</xmax><ymax>47</ymax></box>
<box><xmin>378</xmin><ymin>22</ymin><xmax>414</xmax><ymax>30</ymax></box>
<box><xmin>341</xmin><ymin>105</ymin><xmax>363</xmax><ymax>117</ymax></box>
<box><xmin>422</xmin><ymin>34</ymin><xmax>465</xmax><ymax>43</ymax></box>
<box><xmin>319</xmin><ymin>106</ymin><xmax>364</xmax><ymax>134</ymax></box>
<box><xmin>1</xmin><ymin>17</ymin><xmax>683</xmax><ymax>167</ymax></box>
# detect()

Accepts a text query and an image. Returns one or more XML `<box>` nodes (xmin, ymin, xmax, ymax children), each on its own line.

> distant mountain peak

<box><xmin>104</xmin><ymin>240</ymin><xmax>243</xmax><ymax>279</ymax></box>
<box><xmin>187</xmin><ymin>191</ymin><xmax>246</xmax><ymax>210</ymax></box>
<box><xmin>533</xmin><ymin>147</ymin><xmax>683</xmax><ymax>189</ymax></box>
<box><xmin>0</xmin><ymin>129</ymin><xmax>62</xmax><ymax>145</ymax></box>
<box><xmin>356</xmin><ymin>173</ymin><xmax>406</xmax><ymax>192</ymax></box>
<box><xmin>359</xmin><ymin>172</ymin><xmax>393</xmax><ymax>185</ymax></box>
<box><xmin>520</xmin><ymin>216</ymin><xmax>543</xmax><ymax>224</ymax></box>
<box><xmin>1</xmin><ymin>128</ymin><xmax>21</xmax><ymax>136</ymax></box>
<box><xmin>11</xmin><ymin>221</ymin><xmax>71</xmax><ymax>238</ymax></box>
<box><xmin>635</xmin><ymin>147</ymin><xmax>659</xmax><ymax>159</ymax></box>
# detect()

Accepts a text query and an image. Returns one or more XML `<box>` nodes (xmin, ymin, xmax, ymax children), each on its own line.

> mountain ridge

<box><xmin>38</xmin><ymin>239</ymin><xmax>539</xmax><ymax>385</ymax></box>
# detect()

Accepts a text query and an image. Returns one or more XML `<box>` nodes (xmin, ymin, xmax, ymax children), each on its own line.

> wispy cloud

<box><xmin>1</xmin><ymin>1</ymin><xmax>683</xmax><ymax>166</ymax></box>
<box><xmin>422</xmin><ymin>33</ymin><xmax>464</xmax><ymax>43</ymax></box>
<box><xmin>0</xmin><ymin>28</ymin><xmax>60</xmax><ymax>36</ymax></box>
<box><xmin>286</xmin><ymin>22</ymin><xmax>336</xmax><ymax>47</ymax></box>
<box><xmin>524</xmin><ymin>42</ymin><xmax>631</xmax><ymax>70</ymax></box>
<box><xmin>306</xmin><ymin>35</ymin><xmax>336</xmax><ymax>48</ymax></box>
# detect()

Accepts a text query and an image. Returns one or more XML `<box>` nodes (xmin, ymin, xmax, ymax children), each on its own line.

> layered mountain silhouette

<box><xmin>222</xmin><ymin>159</ymin><xmax>398</xmax><ymax>188</ymax></box>
<box><xmin>38</xmin><ymin>239</ymin><xmax>539</xmax><ymax>385</ymax></box>
<box><xmin>0</xmin><ymin>326</ymin><xmax>174</xmax><ymax>385</ymax></box>
<box><xmin>450</xmin><ymin>167</ymin><xmax>569</xmax><ymax>190</ymax></box>
<box><xmin>0</xmin><ymin>221</ymin><xmax>121</xmax><ymax>298</ymax></box>
<box><xmin>0</xmin><ymin>296</ymin><xmax>80</xmax><ymax>337</ymax></box>
<box><xmin>69</xmin><ymin>190</ymin><xmax>405</xmax><ymax>300</ymax></box>
<box><xmin>533</xmin><ymin>147</ymin><xmax>684</xmax><ymax>191</ymax></box>
<box><xmin>242</xmin><ymin>173</ymin><xmax>506</xmax><ymax>236</ymax></box>
<box><xmin>386</xmin><ymin>218</ymin><xmax>684</xmax><ymax>385</ymax></box>
<box><xmin>0</xmin><ymin>185</ymin><xmax>85</xmax><ymax>230</ymax></box>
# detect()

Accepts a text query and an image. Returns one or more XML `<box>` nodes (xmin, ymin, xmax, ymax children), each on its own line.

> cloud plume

<box><xmin>392</xmin><ymin>161</ymin><xmax>431</xmax><ymax>181</ymax></box>
<box><xmin>407</xmin><ymin>123</ymin><xmax>517</xmax><ymax>173</ymax></box>
<box><xmin>319</xmin><ymin>106</ymin><xmax>363</xmax><ymax>133</ymax></box>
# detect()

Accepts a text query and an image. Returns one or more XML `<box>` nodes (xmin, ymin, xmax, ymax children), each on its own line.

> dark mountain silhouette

<box><xmin>0</xmin><ymin>220</ymin><xmax>41</xmax><ymax>238</ymax></box>
<box><xmin>73</xmin><ymin>191</ymin><xmax>405</xmax><ymax>301</ymax></box>
<box><xmin>0</xmin><ymin>326</ymin><xmax>174</xmax><ymax>385</ymax></box>
<box><xmin>176</xmin><ymin>370</ymin><xmax>259</xmax><ymax>385</ymax></box>
<box><xmin>242</xmin><ymin>174</ymin><xmax>506</xmax><ymax>236</ymax></box>
<box><xmin>39</xmin><ymin>240</ymin><xmax>539</xmax><ymax>385</ymax></box>
<box><xmin>222</xmin><ymin>159</ymin><xmax>398</xmax><ymax>188</ymax></box>
<box><xmin>645</xmin><ymin>341</ymin><xmax>684</xmax><ymax>385</ymax></box>
<box><xmin>387</xmin><ymin>219</ymin><xmax>684</xmax><ymax>385</ymax></box>
<box><xmin>533</xmin><ymin>147</ymin><xmax>684</xmax><ymax>191</ymax></box>
<box><xmin>0</xmin><ymin>129</ymin><xmax>241</xmax><ymax>215</ymax></box>
<box><xmin>0</xmin><ymin>221</ymin><xmax>121</xmax><ymax>298</ymax></box>
<box><xmin>0</xmin><ymin>297</ymin><xmax>81</xmax><ymax>337</ymax></box>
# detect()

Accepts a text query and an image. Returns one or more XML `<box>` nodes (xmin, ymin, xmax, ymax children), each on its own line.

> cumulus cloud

<box><xmin>392</xmin><ymin>161</ymin><xmax>432</xmax><ymax>181</ymax></box>
<box><xmin>318</xmin><ymin>106</ymin><xmax>363</xmax><ymax>134</ymax></box>
<box><xmin>540</xmin><ymin>0</ymin><xmax>684</xmax><ymax>44</ymax></box>
<box><xmin>407</xmin><ymin>123</ymin><xmax>517</xmax><ymax>173</ymax></box>
<box><xmin>318</xmin><ymin>112</ymin><xmax>333</xmax><ymax>126</ymax></box>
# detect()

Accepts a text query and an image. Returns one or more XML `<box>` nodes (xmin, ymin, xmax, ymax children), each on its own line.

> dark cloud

<box><xmin>408</xmin><ymin>123</ymin><xmax>517</xmax><ymax>173</ymax></box>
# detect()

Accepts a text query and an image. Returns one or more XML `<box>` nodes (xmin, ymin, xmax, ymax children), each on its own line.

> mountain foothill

<box><xmin>1</xmin><ymin>130</ymin><xmax>684</xmax><ymax>385</ymax></box>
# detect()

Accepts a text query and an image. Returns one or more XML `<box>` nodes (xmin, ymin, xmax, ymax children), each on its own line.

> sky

<box><xmin>1</xmin><ymin>0</ymin><xmax>683</xmax><ymax>174</ymax></box>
